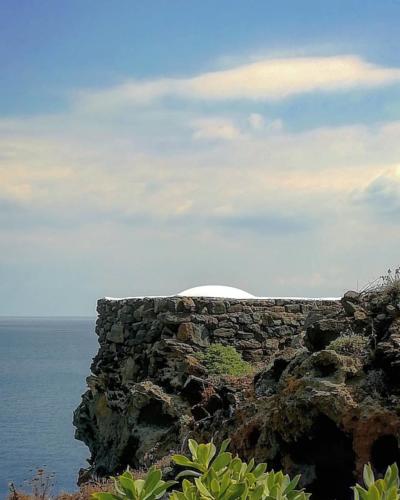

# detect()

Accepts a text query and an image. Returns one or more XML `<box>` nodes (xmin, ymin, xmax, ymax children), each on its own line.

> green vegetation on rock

<box><xmin>327</xmin><ymin>334</ymin><xmax>369</xmax><ymax>356</ymax></box>
<box><xmin>196</xmin><ymin>343</ymin><xmax>252</xmax><ymax>376</ymax></box>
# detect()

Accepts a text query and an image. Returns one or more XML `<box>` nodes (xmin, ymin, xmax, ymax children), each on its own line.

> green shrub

<box><xmin>91</xmin><ymin>467</ymin><xmax>175</xmax><ymax>500</ymax></box>
<box><xmin>196</xmin><ymin>344</ymin><xmax>252</xmax><ymax>376</ymax></box>
<box><xmin>91</xmin><ymin>440</ymin><xmax>400</xmax><ymax>500</ymax></box>
<box><xmin>353</xmin><ymin>463</ymin><xmax>400</xmax><ymax>499</ymax></box>
<box><xmin>171</xmin><ymin>439</ymin><xmax>310</xmax><ymax>500</ymax></box>
<box><xmin>327</xmin><ymin>335</ymin><xmax>369</xmax><ymax>356</ymax></box>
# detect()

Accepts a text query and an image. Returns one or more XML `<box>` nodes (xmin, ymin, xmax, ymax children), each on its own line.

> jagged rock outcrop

<box><xmin>74</xmin><ymin>296</ymin><xmax>337</xmax><ymax>476</ymax></box>
<box><xmin>74</xmin><ymin>288</ymin><xmax>400</xmax><ymax>500</ymax></box>
<box><xmin>219</xmin><ymin>287</ymin><xmax>400</xmax><ymax>500</ymax></box>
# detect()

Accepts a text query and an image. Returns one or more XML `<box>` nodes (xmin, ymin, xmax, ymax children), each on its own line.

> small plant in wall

<box><xmin>196</xmin><ymin>344</ymin><xmax>252</xmax><ymax>376</ymax></box>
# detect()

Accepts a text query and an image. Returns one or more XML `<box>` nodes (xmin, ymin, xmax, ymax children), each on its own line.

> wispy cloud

<box><xmin>355</xmin><ymin>166</ymin><xmax>400</xmax><ymax>218</ymax></box>
<box><xmin>2</xmin><ymin>111</ymin><xmax>400</xmax><ymax>229</ymax></box>
<box><xmin>78</xmin><ymin>55</ymin><xmax>400</xmax><ymax>110</ymax></box>
<box><xmin>191</xmin><ymin>117</ymin><xmax>241</xmax><ymax>141</ymax></box>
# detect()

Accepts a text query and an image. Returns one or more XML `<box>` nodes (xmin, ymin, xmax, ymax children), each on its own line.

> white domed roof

<box><xmin>177</xmin><ymin>285</ymin><xmax>255</xmax><ymax>299</ymax></box>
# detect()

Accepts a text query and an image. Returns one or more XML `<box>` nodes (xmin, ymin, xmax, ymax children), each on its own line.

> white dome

<box><xmin>177</xmin><ymin>285</ymin><xmax>255</xmax><ymax>299</ymax></box>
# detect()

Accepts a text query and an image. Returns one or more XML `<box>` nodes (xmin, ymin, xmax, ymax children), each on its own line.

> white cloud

<box><xmin>248</xmin><ymin>113</ymin><xmax>264</xmax><ymax>130</ymax></box>
<box><xmin>191</xmin><ymin>117</ymin><xmax>241</xmax><ymax>141</ymax></box>
<box><xmin>2</xmin><ymin>111</ymin><xmax>400</xmax><ymax>226</ymax></box>
<box><xmin>247</xmin><ymin>113</ymin><xmax>283</xmax><ymax>133</ymax></box>
<box><xmin>78</xmin><ymin>55</ymin><xmax>400</xmax><ymax>110</ymax></box>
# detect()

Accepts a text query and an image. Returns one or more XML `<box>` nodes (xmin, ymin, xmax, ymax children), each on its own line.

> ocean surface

<box><xmin>0</xmin><ymin>317</ymin><xmax>98</xmax><ymax>498</ymax></box>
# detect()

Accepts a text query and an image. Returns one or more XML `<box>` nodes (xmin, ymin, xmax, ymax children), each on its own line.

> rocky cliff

<box><xmin>74</xmin><ymin>288</ymin><xmax>400</xmax><ymax>500</ymax></box>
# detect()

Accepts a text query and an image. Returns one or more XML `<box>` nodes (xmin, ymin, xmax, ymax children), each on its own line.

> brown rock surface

<box><xmin>74</xmin><ymin>289</ymin><xmax>400</xmax><ymax>499</ymax></box>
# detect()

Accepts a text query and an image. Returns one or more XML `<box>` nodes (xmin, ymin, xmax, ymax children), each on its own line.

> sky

<box><xmin>1</xmin><ymin>1</ymin><xmax>400</xmax><ymax>315</ymax></box>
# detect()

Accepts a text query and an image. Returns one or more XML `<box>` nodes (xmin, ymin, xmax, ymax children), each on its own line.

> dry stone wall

<box><xmin>95</xmin><ymin>296</ymin><xmax>339</xmax><ymax>362</ymax></box>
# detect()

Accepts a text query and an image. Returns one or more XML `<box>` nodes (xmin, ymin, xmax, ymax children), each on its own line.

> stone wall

<box><xmin>96</xmin><ymin>296</ymin><xmax>339</xmax><ymax>362</ymax></box>
<box><xmin>74</xmin><ymin>295</ymin><xmax>339</xmax><ymax>479</ymax></box>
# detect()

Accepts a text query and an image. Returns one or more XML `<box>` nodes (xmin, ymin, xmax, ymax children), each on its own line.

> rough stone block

<box><xmin>107</xmin><ymin>324</ymin><xmax>125</xmax><ymax>344</ymax></box>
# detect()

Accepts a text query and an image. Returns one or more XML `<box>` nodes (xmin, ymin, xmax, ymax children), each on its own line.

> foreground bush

<box><xmin>353</xmin><ymin>463</ymin><xmax>400</xmax><ymax>500</ymax></box>
<box><xmin>93</xmin><ymin>439</ymin><xmax>308</xmax><ymax>500</ymax></box>
<box><xmin>91</xmin><ymin>439</ymin><xmax>400</xmax><ymax>500</ymax></box>
<box><xmin>196</xmin><ymin>344</ymin><xmax>252</xmax><ymax>376</ymax></box>
<box><xmin>170</xmin><ymin>439</ymin><xmax>309</xmax><ymax>500</ymax></box>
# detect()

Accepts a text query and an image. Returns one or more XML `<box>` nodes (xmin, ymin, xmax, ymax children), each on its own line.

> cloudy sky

<box><xmin>2</xmin><ymin>1</ymin><xmax>400</xmax><ymax>315</ymax></box>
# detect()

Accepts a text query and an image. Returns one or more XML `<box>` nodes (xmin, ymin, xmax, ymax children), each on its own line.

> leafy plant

<box><xmin>170</xmin><ymin>439</ymin><xmax>310</xmax><ymax>499</ymax></box>
<box><xmin>91</xmin><ymin>467</ymin><xmax>175</xmax><ymax>500</ymax></box>
<box><xmin>196</xmin><ymin>344</ymin><xmax>252</xmax><ymax>376</ymax></box>
<box><xmin>353</xmin><ymin>463</ymin><xmax>400</xmax><ymax>500</ymax></box>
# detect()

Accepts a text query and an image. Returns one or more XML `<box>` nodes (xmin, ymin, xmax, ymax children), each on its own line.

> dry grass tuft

<box><xmin>361</xmin><ymin>267</ymin><xmax>400</xmax><ymax>296</ymax></box>
<box><xmin>7</xmin><ymin>469</ymin><xmax>114</xmax><ymax>500</ymax></box>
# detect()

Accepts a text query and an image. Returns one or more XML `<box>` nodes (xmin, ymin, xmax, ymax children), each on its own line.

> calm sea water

<box><xmin>0</xmin><ymin>317</ymin><xmax>98</xmax><ymax>498</ymax></box>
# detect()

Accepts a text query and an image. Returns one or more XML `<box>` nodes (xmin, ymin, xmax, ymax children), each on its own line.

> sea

<box><xmin>0</xmin><ymin>317</ymin><xmax>98</xmax><ymax>498</ymax></box>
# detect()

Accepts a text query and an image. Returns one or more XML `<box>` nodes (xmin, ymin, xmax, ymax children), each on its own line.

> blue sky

<box><xmin>1</xmin><ymin>1</ymin><xmax>400</xmax><ymax>314</ymax></box>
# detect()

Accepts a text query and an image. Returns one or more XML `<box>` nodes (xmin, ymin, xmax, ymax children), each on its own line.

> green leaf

<box><xmin>284</xmin><ymin>474</ymin><xmax>300</xmax><ymax>494</ymax></box>
<box><xmin>246</xmin><ymin>472</ymin><xmax>256</xmax><ymax>486</ymax></box>
<box><xmin>152</xmin><ymin>480</ymin><xmax>176</xmax><ymax>499</ymax></box>
<box><xmin>182</xmin><ymin>479</ymin><xmax>193</xmax><ymax>494</ymax></box>
<box><xmin>210</xmin><ymin>478</ymin><xmax>220</xmax><ymax>495</ymax></box>
<box><xmin>212</xmin><ymin>452</ymin><xmax>232</xmax><ymax>472</ymax></box>
<box><xmin>219</xmin><ymin>439</ymin><xmax>231</xmax><ymax>455</ymax></box>
<box><xmin>197</xmin><ymin>444</ymin><xmax>211</xmax><ymax>467</ymax></box>
<box><xmin>194</xmin><ymin>477</ymin><xmax>212</xmax><ymax>498</ymax></box>
<box><xmin>169</xmin><ymin>492</ymin><xmax>186</xmax><ymax>500</ymax></box>
<box><xmin>384</xmin><ymin>486</ymin><xmax>400</xmax><ymax>500</ymax></box>
<box><xmin>143</xmin><ymin>467</ymin><xmax>162</xmax><ymax>494</ymax></box>
<box><xmin>253</xmin><ymin>463</ymin><xmax>268</xmax><ymax>478</ymax></box>
<box><xmin>354</xmin><ymin>485</ymin><xmax>370</xmax><ymax>500</ymax></box>
<box><xmin>206</xmin><ymin>442</ymin><xmax>217</xmax><ymax>468</ymax></box>
<box><xmin>173</xmin><ymin>455</ymin><xmax>195</xmax><ymax>467</ymax></box>
<box><xmin>224</xmin><ymin>482</ymin><xmax>247</xmax><ymax>500</ymax></box>
<box><xmin>219</xmin><ymin>472</ymin><xmax>232</xmax><ymax>496</ymax></box>
<box><xmin>134</xmin><ymin>479</ymin><xmax>145</xmax><ymax>498</ymax></box>
<box><xmin>176</xmin><ymin>470</ymin><xmax>202</xmax><ymax>479</ymax></box>
<box><xmin>117</xmin><ymin>475</ymin><xmax>137</xmax><ymax>498</ymax></box>
<box><xmin>231</xmin><ymin>457</ymin><xmax>243</xmax><ymax>474</ymax></box>
<box><xmin>386</xmin><ymin>463</ymin><xmax>400</xmax><ymax>489</ymax></box>
<box><xmin>246</xmin><ymin>458</ymin><xmax>255</xmax><ymax>474</ymax></box>
<box><xmin>363</xmin><ymin>464</ymin><xmax>375</xmax><ymax>488</ymax></box>
<box><xmin>239</xmin><ymin>462</ymin><xmax>247</xmax><ymax>479</ymax></box>
<box><xmin>173</xmin><ymin>455</ymin><xmax>205</xmax><ymax>472</ymax></box>
<box><xmin>188</xmin><ymin>439</ymin><xmax>198</xmax><ymax>460</ymax></box>
<box><xmin>249</xmin><ymin>484</ymin><xmax>264</xmax><ymax>500</ymax></box>
<box><xmin>368</xmin><ymin>484</ymin><xmax>381</xmax><ymax>500</ymax></box>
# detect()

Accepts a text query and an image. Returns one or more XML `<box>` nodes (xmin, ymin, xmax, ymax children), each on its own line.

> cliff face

<box><xmin>73</xmin><ymin>296</ymin><xmax>337</xmax><ymax>474</ymax></box>
<box><xmin>74</xmin><ymin>289</ymin><xmax>400</xmax><ymax>500</ymax></box>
